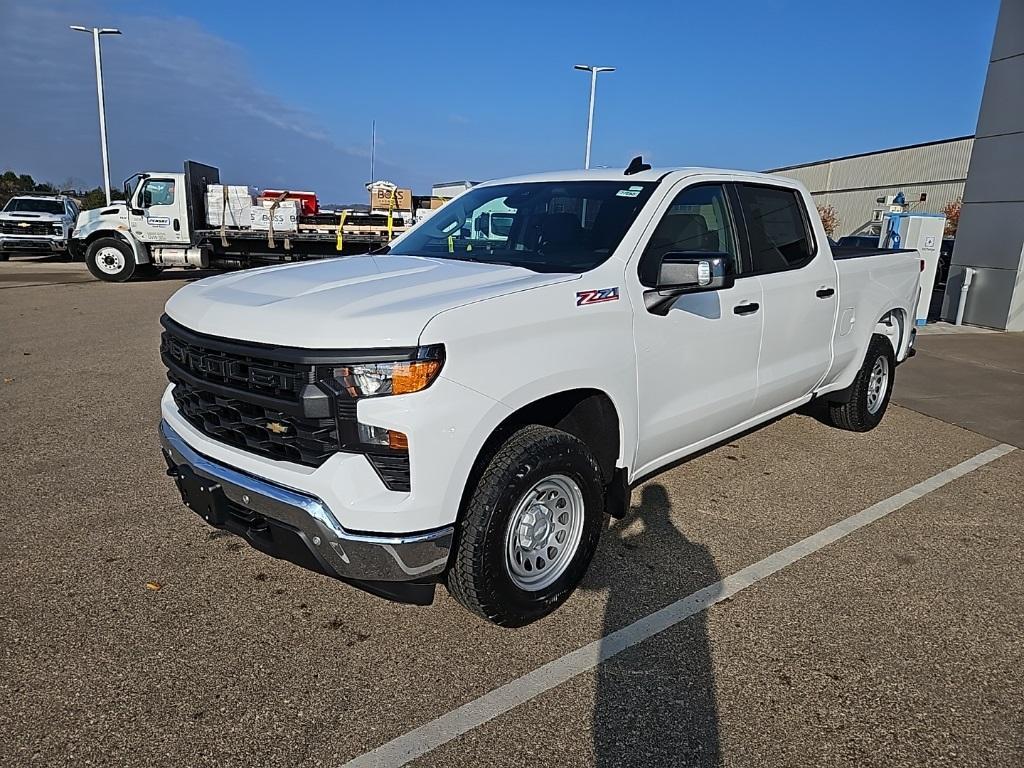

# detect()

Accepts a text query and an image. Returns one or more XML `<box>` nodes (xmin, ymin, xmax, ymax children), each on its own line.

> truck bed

<box><xmin>831</xmin><ymin>246</ymin><xmax>916</xmax><ymax>261</ymax></box>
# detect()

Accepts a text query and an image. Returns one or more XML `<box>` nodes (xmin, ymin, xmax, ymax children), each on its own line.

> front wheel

<box><xmin>446</xmin><ymin>425</ymin><xmax>605</xmax><ymax>627</ymax></box>
<box><xmin>828</xmin><ymin>333</ymin><xmax>896</xmax><ymax>432</ymax></box>
<box><xmin>85</xmin><ymin>237</ymin><xmax>137</xmax><ymax>282</ymax></box>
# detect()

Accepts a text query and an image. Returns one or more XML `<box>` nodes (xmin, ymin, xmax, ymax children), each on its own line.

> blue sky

<box><xmin>0</xmin><ymin>0</ymin><xmax>1000</xmax><ymax>201</ymax></box>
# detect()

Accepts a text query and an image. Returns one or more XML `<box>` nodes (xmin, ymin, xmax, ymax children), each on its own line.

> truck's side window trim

<box><xmin>636</xmin><ymin>182</ymin><xmax>744</xmax><ymax>288</ymax></box>
<box><xmin>732</xmin><ymin>182</ymin><xmax>818</xmax><ymax>276</ymax></box>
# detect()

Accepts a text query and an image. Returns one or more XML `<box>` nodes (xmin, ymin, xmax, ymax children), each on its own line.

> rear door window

<box><xmin>735</xmin><ymin>184</ymin><xmax>815</xmax><ymax>273</ymax></box>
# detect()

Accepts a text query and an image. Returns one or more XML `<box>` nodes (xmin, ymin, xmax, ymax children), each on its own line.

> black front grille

<box><xmin>161</xmin><ymin>317</ymin><xmax>413</xmax><ymax>490</ymax></box>
<box><xmin>0</xmin><ymin>220</ymin><xmax>60</xmax><ymax>236</ymax></box>
<box><xmin>161</xmin><ymin>330</ymin><xmax>312</xmax><ymax>402</ymax></box>
<box><xmin>170</xmin><ymin>374</ymin><xmax>339</xmax><ymax>466</ymax></box>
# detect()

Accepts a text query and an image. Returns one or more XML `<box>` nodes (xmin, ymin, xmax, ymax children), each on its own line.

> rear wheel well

<box><xmin>875</xmin><ymin>309</ymin><xmax>906</xmax><ymax>357</ymax></box>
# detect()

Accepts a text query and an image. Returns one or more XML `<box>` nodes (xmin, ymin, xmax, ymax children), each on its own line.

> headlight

<box><xmin>331</xmin><ymin>345</ymin><xmax>444</xmax><ymax>398</ymax></box>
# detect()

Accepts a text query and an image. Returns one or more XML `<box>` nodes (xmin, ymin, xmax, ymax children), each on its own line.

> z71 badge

<box><xmin>576</xmin><ymin>287</ymin><xmax>620</xmax><ymax>306</ymax></box>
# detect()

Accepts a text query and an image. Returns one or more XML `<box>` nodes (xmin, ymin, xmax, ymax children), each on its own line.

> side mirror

<box><xmin>141</xmin><ymin>189</ymin><xmax>153</xmax><ymax>207</ymax></box>
<box><xmin>646</xmin><ymin>251</ymin><xmax>735</xmax><ymax>315</ymax></box>
<box><xmin>657</xmin><ymin>251</ymin><xmax>734</xmax><ymax>292</ymax></box>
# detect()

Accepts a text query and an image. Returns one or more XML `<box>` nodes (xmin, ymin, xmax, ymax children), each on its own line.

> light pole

<box><xmin>573</xmin><ymin>64</ymin><xmax>615</xmax><ymax>169</ymax></box>
<box><xmin>70</xmin><ymin>25</ymin><xmax>121</xmax><ymax>205</ymax></box>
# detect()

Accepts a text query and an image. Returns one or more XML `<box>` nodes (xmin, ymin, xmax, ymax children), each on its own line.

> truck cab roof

<box><xmin>477</xmin><ymin>166</ymin><xmax>807</xmax><ymax>190</ymax></box>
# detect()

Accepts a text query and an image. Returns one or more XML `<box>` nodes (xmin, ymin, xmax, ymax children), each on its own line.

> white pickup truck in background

<box><xmin>0</xmin><ymin>194</ymin><xmax>80</xmax><ymax>259</ymax></box>
<box><xmin>158</xmin><ymin>161</ymin><xmax>921</xmax><ymax>626</ymax></box>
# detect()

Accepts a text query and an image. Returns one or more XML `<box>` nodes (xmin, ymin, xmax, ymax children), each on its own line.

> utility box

<box><xmin>879</xmin><ymin>213</ymin><xmax>946</xmax><ymax>326</ymax></box>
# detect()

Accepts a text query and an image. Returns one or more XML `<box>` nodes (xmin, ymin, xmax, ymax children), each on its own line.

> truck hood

<box><xmin>0</xmin><ymin>211</ymin><xmax>64</xmax><ymax>222</ymax></box>
<box><xmin>74</xmin><ymin>203</ymin><xmax>127</xmax><ymax>231</ymax></box>
<box><xmin>164</xmin><ymin>254</ymin><xmax>577</xmax><ymax>348</ymax></box>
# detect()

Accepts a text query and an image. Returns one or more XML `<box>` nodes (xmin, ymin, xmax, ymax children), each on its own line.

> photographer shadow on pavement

<box><xmin>585</xmin><ymin>483</ymin><xmax>722</xmax><ymax>767</ymax></box>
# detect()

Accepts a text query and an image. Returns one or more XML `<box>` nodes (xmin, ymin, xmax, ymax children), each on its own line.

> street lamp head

<box><xmin>574</xmin><ymin>64</ymin><xmax>615</xmax><ymax>73</ymax></box>
<box><xmin>69</xmin><ymin>25</ymin><xmax>121</xmax><ymax>34</ymax></box>
<box><xmin>573</xmin><ymin>64</ymin><xmax>591</xmax><ymax>71</ymax></box>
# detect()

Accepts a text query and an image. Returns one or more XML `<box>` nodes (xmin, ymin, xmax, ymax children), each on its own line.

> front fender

<box><xmin>74</xmin><ymin>221</ymin><xmax>149</xmax><ymax>265</ymax></box>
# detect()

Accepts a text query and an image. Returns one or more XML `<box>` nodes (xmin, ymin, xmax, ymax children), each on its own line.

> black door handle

<box><xmin>816</xmin><ymin>287</ymin><xmax>835</xmax><ymax>298</ymax></box>
<box><xmin>733</xmin><ymin>302</ymin><xmax>760</xmax><ymax>315</ymax></box>
<box><xmin>173</xmin><ymin>218</ymin><xmax>180</xmax><ymax>232</ymax></box>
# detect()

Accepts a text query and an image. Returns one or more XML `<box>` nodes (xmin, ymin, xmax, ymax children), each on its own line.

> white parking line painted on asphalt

<box><xmin>342</xmin><ymin>443</ymin><xmax>1016</xmax><ymax>768</ymax></box>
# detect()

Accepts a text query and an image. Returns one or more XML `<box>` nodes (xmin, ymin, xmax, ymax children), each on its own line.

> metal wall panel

<box><xmin>779</xmin><ymin>164</ymin><xmax>831</xmax><ymax>193</ymax></box>
<box><xmin>807</xmin><ymin>182</ymin><xmax>965</xmax><ymax>238</ymax></box>
<box><xmin>772</xmin><ymin>138</ymin><xmax>972</xmax><ymax>192</ymax></box>
<box><xmin>771</xmin><ymin>137</ymin><xmax>973</xmax><ymax>237</ymax></box>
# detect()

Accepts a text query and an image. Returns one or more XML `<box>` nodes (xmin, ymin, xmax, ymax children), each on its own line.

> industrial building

<box><xmin>770</xmin><ymin>136</ymin><xmax>972</xmax><ymax>240</ymax></box>
<box><xmin>770</xmin><ymin>0</ymin><xmax>1022</xmax><ymax>331</ymax></box>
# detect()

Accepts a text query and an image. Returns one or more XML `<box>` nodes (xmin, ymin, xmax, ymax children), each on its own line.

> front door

<box><xmin>132</xmin><ymin>177</ymin><xmax>187</xmax><ymax>243</ymax></box>
<box><xmin>732</xmin><ymin>183</ymin><xmax>837</xmax><ymax>413</ymax></box>
<box><xmin>630</xmin><ymin>181</ymin><xmax>764</xmax><ymax>475</ymax></box>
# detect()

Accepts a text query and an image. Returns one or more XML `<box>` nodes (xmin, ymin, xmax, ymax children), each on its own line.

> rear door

<box><xmin>733</xmin><ymin>183</ymin><xmax>837</xmax><ymax>413</ymax></box>
<box><xmin>630</xmin><ymin>180</ymin><xmax>764</xmax><ymax>474</ymax></box>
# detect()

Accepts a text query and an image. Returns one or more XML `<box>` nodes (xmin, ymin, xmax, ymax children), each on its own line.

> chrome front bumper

<box><xmin>159</xmin><ymin>421</ymin><xmax>453</xmax><ymax>603</ymax></box>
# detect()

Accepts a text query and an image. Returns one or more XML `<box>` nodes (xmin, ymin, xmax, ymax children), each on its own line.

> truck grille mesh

<box><xmin>169</xmin><ymin>375</ymin><xmax>339</xmax><ymax>466</ymax></box>
<box><xmin>161</xmin><ymin>332</ymin><xmax>311</xmax><ymax>401</ymax></box>
<box><xmin>0</xmin><ymin>221</ymin><xmax>60</xmax><ymax>236</ymax></box>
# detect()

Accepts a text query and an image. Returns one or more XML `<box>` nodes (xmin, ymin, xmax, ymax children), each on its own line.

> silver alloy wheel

<box><xmin>504</xmin><ymin>474</ymin><xmax>585</xmax><ymax>591</ymax></box>
<box><xmin>866</xmin><ymin>355</ymin><xmax>890</xmax><ymax>414</ymax></box>
<box><xmin>94</xmin><ymin>246</ymin><xmax>125</xmax><ymax>275</ymax></box>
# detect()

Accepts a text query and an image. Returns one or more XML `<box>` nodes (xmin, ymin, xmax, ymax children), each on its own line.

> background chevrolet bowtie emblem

<box><xmin>17</xmin><ymin>222</ymin><xmax>30</xmax><ymax>227</ymax></box>
<box><xmin>265</xmin><ymin>421</ymin><xmax>289</xmax><ymax>434</ymax></box>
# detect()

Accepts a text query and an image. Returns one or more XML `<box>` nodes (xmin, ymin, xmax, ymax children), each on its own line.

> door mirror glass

<box><xmin>141</xmin><ymin>189</ymin><xmax>153</xmax><ymax>207</ymax></box>
<box><xmin>656</xmin><ymin>251</ymin><xmax>735</xmax><ymax>293</ymax></box>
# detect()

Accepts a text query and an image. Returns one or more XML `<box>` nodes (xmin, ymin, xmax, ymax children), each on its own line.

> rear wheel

<box><xmin>86</xmin><ymin>237</ymin><xmax>136</xmax><ymax>282</ymax></box>
<box><xmin>828</xmin><ymin>334</ymin><xmax>896</xmax><ymax>432</ymax></box>
<box><xmin>446</xmin><ymin>425</ymin><xmax>605</xmax><ymax>626</ymax></box>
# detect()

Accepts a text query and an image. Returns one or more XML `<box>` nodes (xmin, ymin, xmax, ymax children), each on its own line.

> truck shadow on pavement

<box><xmin>583</xmin><ymin>484</ymin><xmax>722</xmax><ymax>767</ymax></box>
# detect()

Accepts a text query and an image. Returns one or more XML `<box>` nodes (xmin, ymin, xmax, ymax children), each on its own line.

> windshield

<box><xmin>4</xmin><ymin>198</ymin><xmax>65</xmax><ymax>215</ymax></box>
<box><xmin>390</xmin><ymin>181</ymin><xmax>657</xmax><ymax>273</ymax></box>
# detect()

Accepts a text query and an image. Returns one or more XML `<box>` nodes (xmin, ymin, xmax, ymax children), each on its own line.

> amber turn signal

<box><xmin>392</xmin><ymin>359</ymin><xmax>443</xmax><ymax>395</ymax></box>
<box><xmin>388</xmin><ymin>430</ymin><xmax>409</xmax><ymax>450</ymax></box>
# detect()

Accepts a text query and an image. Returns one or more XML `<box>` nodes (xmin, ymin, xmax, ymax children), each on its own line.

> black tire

<box><xmin>446</xmin><ymin>424</ymin><xmax>605</xmax><ymax>627</ymax></box>
<box><xmin>85</xmin><ymin>237</ymin><xmax>137</xmax><ymax>282</ymax></box>
<box><xmin>0</xmin><ymin>253</ymin><xmax>9</xmax><ymax>262</ymax></box>
<box><xmin>828</xmin><ymin>333</ymin><xmax>896</xmax><ymax>432</ymax></box>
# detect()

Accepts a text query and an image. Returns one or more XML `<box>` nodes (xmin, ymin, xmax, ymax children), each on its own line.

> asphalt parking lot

<box><xmin>1</xmin><ymin>257</ymin><xmax>1022</xmax><ymax>767</ymax></box>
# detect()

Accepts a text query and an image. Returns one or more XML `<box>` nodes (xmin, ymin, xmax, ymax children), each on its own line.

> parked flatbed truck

<box><xmin>69</xmin><ymin>161</ymin><xmax>401</xmax><ymax>282</ymax></box>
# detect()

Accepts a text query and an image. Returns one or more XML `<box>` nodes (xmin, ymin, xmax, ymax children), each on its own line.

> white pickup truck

<box><xmin>159</xmin><ymin>162</ymin><xmax>921</xmax><ymax>626</ymax></box>
<box><xmin>0</xmin><ymin>194</ymin><xmax>80</xmax><ymax>259</ymax></box>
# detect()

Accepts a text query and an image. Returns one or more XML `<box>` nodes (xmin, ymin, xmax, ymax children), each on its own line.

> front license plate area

<box><xmin>171</xmin><ymin>464</ymin><xmax>228</xmax><ymax>526</ymax></box>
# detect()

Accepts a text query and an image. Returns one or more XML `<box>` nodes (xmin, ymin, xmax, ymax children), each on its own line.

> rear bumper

<box><xmin>159</xmin><ymin>420</ymin><xmax>453</xmax><ymax>604</ymax></box>
<box><xmin>0</xmin><ymin>236</ymin><xmax>67</xmax><ymax>252</ymax></box>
